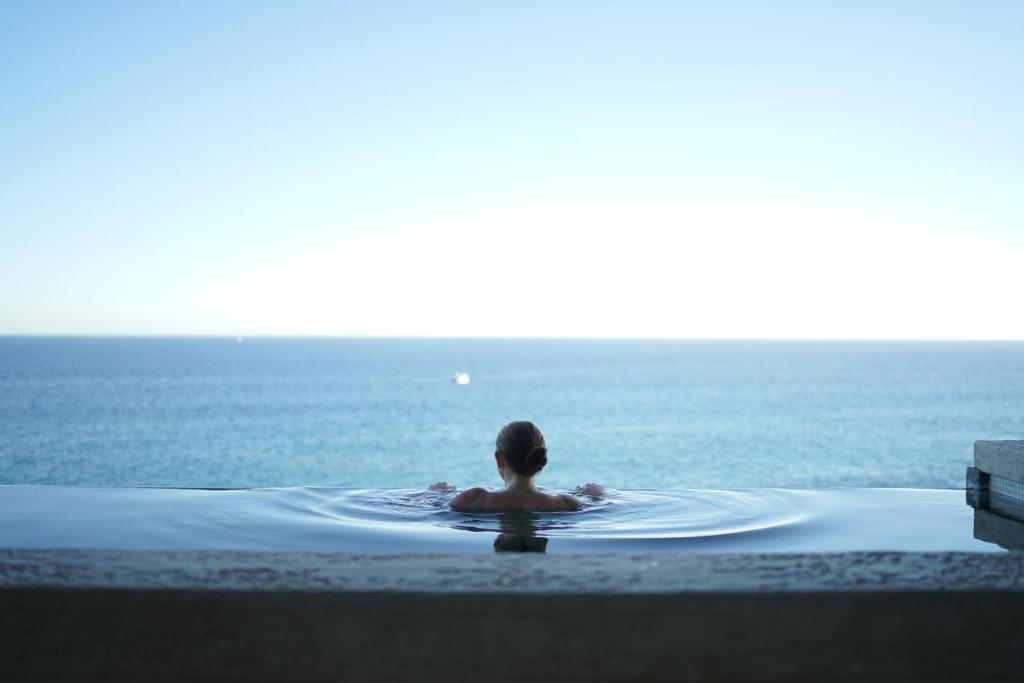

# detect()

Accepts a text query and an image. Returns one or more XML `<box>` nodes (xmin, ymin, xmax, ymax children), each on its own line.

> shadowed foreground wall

<box><xmin>2</xmin><ymin>550</ymin><xmax>1024</xmax><ymax>682</ymax></box>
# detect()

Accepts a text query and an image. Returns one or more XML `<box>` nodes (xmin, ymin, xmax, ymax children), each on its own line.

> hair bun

<box><xmin>525</xmin><ymin>445</ymin><xmax>548</xmax><ymax>474</ymax></box>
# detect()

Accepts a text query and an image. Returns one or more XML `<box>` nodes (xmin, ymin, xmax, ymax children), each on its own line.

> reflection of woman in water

<box><xmin>493</xmin><ymin>511</ymin><xmax>549</xmax><ymax>552</ymax></box>
<box><xmin>433</xmin><ymin>420</ymin><xmax>604</xmax><ymax>511</ymax></box>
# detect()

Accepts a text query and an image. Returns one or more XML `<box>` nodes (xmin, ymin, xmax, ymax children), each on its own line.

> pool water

<box><xmin>0</xmin><ymin>485</ymin><xmax>1000</xmax><ymax>554</ymax></box>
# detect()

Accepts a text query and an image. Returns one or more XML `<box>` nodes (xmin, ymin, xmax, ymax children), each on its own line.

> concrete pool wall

<box><xmin>2</xmin><ymin>440</ymin><xmax>1023</xmax><ymax>682</ymax></box>
<box><xmin>3</xmin><ymin>549</ymin><xmax>1024</xmax><ymax>682</ymax></box>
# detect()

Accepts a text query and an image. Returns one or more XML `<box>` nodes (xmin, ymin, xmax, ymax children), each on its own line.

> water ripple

<box><xmin>288</xmin><ymin>487</ymin><xmax>809</xmax><ymax>541</ymax></box>
<box><xmin>0</xmin><ymin>485</ymin><xmax>994</xmax><ymax>554</ymax></box>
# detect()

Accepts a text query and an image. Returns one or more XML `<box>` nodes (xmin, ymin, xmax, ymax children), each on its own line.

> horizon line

<box><xmin>1</xmin><ymin>334</ymin><xmax>1023</xmax><ymax>343</ymax></box>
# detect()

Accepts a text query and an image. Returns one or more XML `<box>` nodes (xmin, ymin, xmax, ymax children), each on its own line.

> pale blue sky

<box><xmin>2</xmin><ymin>1</ymin><xmax>1022</xmax><ymax>338</ymax></box>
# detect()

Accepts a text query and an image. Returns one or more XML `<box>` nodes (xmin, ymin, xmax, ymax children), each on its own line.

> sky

<box><xmin>1</xmin><ymin>1</ymin><xmax>1022</xmax><ymax>339</ymax></box>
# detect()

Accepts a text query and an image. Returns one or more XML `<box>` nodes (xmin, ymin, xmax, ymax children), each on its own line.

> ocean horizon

<box><xmin>2</xmin><ymin>336</ymin><xmax>1022</xmax><ymax>491</ymax></box>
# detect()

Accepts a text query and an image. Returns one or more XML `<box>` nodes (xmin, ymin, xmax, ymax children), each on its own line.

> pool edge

<box><xmin>3</xmin><ymin>549</ymin><xmax>1023</xmax><ymax>682</ymax></box>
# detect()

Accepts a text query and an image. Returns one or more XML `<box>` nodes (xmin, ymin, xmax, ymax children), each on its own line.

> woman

<box><xmin>434</xmin><ymin>420</ymin><xmax>604</xmax><ymax>511</ymax></box>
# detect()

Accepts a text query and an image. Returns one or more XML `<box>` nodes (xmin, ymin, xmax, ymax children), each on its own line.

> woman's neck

<box><xmin>503</xmin><ymin>474</ymin><xmax>538</xmax><ymax>493</ymax></box>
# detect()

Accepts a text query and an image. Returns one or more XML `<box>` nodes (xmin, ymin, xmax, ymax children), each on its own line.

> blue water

<box><xmin>1</xmin><ymin>337</ymin><xmax>1022</xmax><ymax>490</ymax></box>
<box><xmin>0</xmin><ymin>485</ymin><xmax>1001</xmax><ymax>554</ymax></box>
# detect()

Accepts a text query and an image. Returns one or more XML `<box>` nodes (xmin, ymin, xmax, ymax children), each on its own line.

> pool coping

<box><xmin>2</xmin><ymin>548</ymin><xmax>1024</xmax><ymax>593</ymax></box>
<box><xmin>3</xmin><ymin>549</ymin><xmax>1024</xmax><ymax>682</ymax></box>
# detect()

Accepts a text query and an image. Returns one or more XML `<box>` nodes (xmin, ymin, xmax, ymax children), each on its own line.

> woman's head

<box><xmin>495</xmin><ymin>420</ymin><xmax>548</xmax><ymax>478</ymax></box>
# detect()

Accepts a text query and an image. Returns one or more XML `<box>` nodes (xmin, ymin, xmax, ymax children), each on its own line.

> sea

<box><xmin>1</xmin><ymin>337</ymin><xmax>1022</xmax><ymax>491</ymax></box>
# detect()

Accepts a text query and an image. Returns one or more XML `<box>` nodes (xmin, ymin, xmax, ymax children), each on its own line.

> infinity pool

<box><xmin>0</xmin><ymin>485</ymin><xmax>1001</xmax><ymax>554</ymax></box>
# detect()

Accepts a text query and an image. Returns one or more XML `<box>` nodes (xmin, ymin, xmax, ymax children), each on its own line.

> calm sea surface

<box><xmin>1</xmin><ymin>337</ymin><xmax>1022</xmax><ymax>490</ymax></box>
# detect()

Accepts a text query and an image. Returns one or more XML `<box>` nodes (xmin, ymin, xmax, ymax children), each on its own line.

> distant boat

<box><xmin>452</xmin><ymin>372</ymin><xmax>470</xmax><ymax>385</ymax></box>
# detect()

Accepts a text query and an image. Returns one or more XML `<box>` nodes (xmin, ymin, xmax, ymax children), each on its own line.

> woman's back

<box><xmin>450</xmin><ymin>486</ymin><xmax>581</xmax><ymax>512</ymax></box>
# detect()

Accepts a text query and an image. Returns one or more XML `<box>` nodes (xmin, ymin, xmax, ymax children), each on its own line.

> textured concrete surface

<box><xmin>3</xmin><ymin>550</ymin><xmax>1024</xmax><ymax>682</ymax></box>
<box><xmin>2</xmin><ymin>548</ymin><xmax>1024</xmax><ymax>592</ymax></box>
<box><xmin>975</xmin><ymin>440</ymin><xmax>1024</xmax><ymax>481</ymax></box>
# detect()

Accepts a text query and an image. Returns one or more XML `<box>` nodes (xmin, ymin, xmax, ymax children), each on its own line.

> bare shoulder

<box><xmin>450</xmin><ymin>487</ymin><xmax>488</xmax><ymax>510</ymax></box>
<box><xmin>556</xmin><ymin>493</ymin><xmax>583</xmax><ymax>511</ymax></box>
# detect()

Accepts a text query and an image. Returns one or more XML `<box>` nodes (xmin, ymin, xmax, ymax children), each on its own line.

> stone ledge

<box><xmin>4</xmin><ymin>550</ymin><xmax>1024</xmax><ymax>682</ymax></box>
<box><xmin>975</xmin><ymin>440</ymin><xmax>1024</xmax><ymax>481</ymax></box>
<box><xmin>2</xmin><ymin>549</ymin><xmax>1024</xmax><ymax>593</ymax></box>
